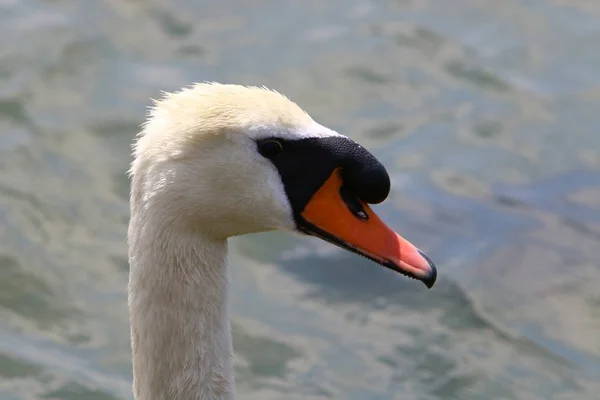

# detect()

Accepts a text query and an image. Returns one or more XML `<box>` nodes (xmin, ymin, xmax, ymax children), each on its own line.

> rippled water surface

<box><xmin>1</xmin><ymin>1</ymin><xmax>600</xmax><ymax>399</ymax></box>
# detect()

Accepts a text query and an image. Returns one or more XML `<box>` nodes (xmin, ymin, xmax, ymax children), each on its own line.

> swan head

<box><xmin>130</xmin><ymin>83</ymin><xmax>436</xmax><ymax>288</ymax></box>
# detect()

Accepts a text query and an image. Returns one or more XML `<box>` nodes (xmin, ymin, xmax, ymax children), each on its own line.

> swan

<box><xmin>127</xmin><ymin>82</ymin><xmax>437</xmax><ymax>400</ymax></box>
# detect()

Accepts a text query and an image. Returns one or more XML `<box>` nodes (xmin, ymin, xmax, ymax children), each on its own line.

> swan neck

<box><xmin>128</xmin><ymin>228</ymin><xmax>234</xmax><ymax>400</ymax></box>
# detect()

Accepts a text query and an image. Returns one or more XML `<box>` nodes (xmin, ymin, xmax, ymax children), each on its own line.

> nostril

<box><xmin>340</xmin><ymin>186</ymin><xmax>369</xmax><ymax>220</ymax></box>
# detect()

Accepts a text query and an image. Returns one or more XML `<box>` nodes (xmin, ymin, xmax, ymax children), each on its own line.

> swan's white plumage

<box><xmin>133</xmin><ymin>82</ymin><xmax>338</xmax><ymax>167</ymax></box>
<box><xmin>128</xmin><ymin>83</ymin><xmax>345</xmax><ymax>400</ymax></box>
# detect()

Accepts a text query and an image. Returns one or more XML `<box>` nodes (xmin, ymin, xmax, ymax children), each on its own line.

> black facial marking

<box><xmin>256</xmin><ymin>136</ymin><xmax>390</xmax><ymax>223</ymax></box>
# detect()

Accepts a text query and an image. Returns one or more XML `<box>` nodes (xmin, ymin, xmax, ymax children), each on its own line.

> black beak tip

<box><xmin>418</xmin><ymin>249</ymin><xmax>437</xmax><ymax>289</ymax></box>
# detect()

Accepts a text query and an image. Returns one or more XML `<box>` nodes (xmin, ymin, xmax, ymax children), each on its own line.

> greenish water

<box><xmin>1</xmin><ymin>1</ymin><xmax>600</xmax><ymax>399</ymax></box>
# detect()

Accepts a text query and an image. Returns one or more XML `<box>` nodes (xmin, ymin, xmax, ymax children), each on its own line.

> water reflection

<box><xmin>1</xmin><ymin>0</ymin><xmax>600</xmax><ymax>399</ymax></box>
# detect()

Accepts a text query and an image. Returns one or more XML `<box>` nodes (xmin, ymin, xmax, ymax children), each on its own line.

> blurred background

<box><xmin>1</xmin><ymin>0</ymin><xmax>600</xmax><ymax>399</ymax></box>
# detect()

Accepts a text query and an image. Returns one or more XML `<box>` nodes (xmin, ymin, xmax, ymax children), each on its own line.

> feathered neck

<box><xmin>127</xmin><ymin>212</ymin><xmax>235</xmax><ymax>400</ymax></box>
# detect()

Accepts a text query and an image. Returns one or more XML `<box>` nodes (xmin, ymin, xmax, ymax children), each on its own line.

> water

<box><xmin>1</xmin><ymin>0</ymin><xmax>599</xmax><ymax>399</ymax></box>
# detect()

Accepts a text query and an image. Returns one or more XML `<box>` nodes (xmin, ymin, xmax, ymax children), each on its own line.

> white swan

<box><xmin>127</xmin><ymin>82</ymin><xmax>437</xmax><ymax>400</ymax></box>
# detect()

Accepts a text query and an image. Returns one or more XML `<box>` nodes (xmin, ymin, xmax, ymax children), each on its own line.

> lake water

<box><xmin>1</xmin><ymin>1</ymin><xmax>600</xmax><ymax>399</ymax></box>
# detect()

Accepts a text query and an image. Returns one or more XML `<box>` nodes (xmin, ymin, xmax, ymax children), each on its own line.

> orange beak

<box><xmin>299</xmin><ymin>169</ymin><xmax>437</xmax><ymax>288</ymax></box>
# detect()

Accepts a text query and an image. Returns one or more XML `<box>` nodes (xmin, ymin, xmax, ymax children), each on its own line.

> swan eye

<box><xmin>257</xmin><ymin>139</ymin><xmax>283</xmax><ymax>159</ymax></box>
